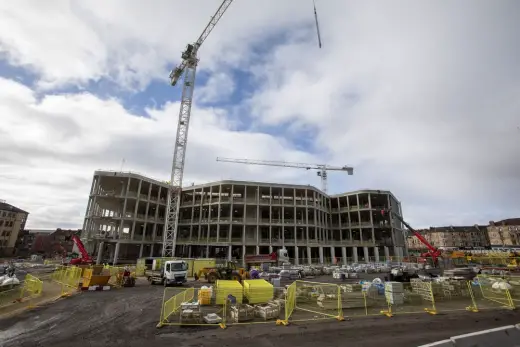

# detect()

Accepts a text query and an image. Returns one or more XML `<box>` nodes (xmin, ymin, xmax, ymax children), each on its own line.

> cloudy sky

<box><xmin>0</xmin><ymin>0</ymin><xmax>519</xmax><ymax>229</ymax></box>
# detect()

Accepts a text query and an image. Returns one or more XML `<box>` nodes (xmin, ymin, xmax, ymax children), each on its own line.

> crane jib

<box><xmin>163</xmin><ymin>0</ymin><xmax>235</xmax><ymax>257</ymax></box>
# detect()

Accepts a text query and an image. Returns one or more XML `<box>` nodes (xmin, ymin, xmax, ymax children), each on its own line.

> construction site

<box><xmin>81</xmin><ymin>171</ymin><xmax>406</xmax><ymax>265</ymax></box>
<box><xmin>2</xmin><ymin>1</ymin><xmax>520</xmax><ymax>346</ymax></box>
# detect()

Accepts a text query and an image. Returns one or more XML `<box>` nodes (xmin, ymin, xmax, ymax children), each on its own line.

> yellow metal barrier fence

<box><xmin>51</xmin><ymin>266</ymin><xmax>83</xmax><ymax>297</ymax></box>
<box><xmin>157</xmin><ymin>285</ymin><xmax>289</xmax><ymax>328</ymax></box>
<box><xmin>154</xmin><ymin>279</ymin><xmax>518</xmax><ymax>330</ymax></box>
<box><xmin>282</xmin><ymin>281</ymin><xmax>344</xmax><ymax>324</ymax></box>
<box><xmin>0</xmin><ymin>274</ymin><xmax>43</xmax><ymax>312</ymax></box>
<box><xmin>476</xmin><ymin>275</ymin><xmax>515</xmax><ymax>310</ymax></box>
<box><xmin>334</xmin><ymin>280</ymin><xmax>480</xmax><ymax>319</ymax></box>
<box><xmin>277</xmin><ymin>282</ymin><xmax>296</xmax><ymax>325</ymax></box>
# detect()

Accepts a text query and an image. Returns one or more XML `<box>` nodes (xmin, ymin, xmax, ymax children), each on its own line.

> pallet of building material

<box><xmin>316</xmin><ymin>292</ymin><xmax>339</xmax><ymax>308</ymax></box>
<box><xmin>270</xmin><ymin>298</ymin><xmax>285</xmax><ymax>309</ymax></box>
<box><xmin>215</xmin><ymin>280</ymin><xmax>243</xmax><ymax>305</ymax></box>
<box><xmin>341</xmin><ymin>292</ymin><xmax>368</xmax><ymax>309</ymax></box>
<box><xmin>203</xmin><ymin>313</ymin><xmax>222</xmax><ymax>324</ymax></box>
<box><xmin>384</xmin><ymin>281</ymin><xmax>404</xmax><ymax>293</ymax></box>
<box><xmin>229</xmin><ymin>304</ymin><xmax>255</xmax><ymax>323</ymax></box>
<box><xmin>180</xmin><ymin>309</ymin><xmax>202</xmax><ymax>324</ymax></box>
<box><xmin>243</xmin><ymin>279</ymin><xmax>274</xmax><ymax>304</ymax></box>
<box><xmin>254</xmin><ymin>303</ymin><xmax>280</xmax><ymax>320</ymax></box>
<box><xmin>365</xmin><ymin>286</ymin><xmax>380</xmax><ymax>299</ymax></box>
<box><xmin>385</xmin><ymin>292</ymin><xmax>404</xmax><ymax>305</ymax></box>
<box><xmin>181</xmin><ymin>301</ymin><xmax>200</xmax><ymax>311</ymax></box>
<box><xmin>341</xmin><ymin>284</ymin><xmax>362</xmax><ymax>293</ymax></box>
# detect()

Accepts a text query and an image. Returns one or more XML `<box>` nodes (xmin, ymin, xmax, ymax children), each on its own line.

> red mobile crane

<box><xmin>69</xmin><ymin>235</ymin><xmax>93</xmax><ymax>265</ymax></box>
<box><xmin>381</xmin><ymin>209</ymin><xmax>441</xmax><ymax>266</ymax></box>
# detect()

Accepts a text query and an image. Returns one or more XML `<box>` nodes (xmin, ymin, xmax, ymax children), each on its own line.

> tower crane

<box><xmin>162</xmin><ymin>0</ymin><xmax>234</xmax><ymax>257</ymax></box>
<box><xmin>216</xmin><ymin>157</ymin><xmax>354</xmax><ymax>193</ymax></box>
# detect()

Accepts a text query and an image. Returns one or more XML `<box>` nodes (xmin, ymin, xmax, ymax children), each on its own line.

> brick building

<box><xmin>15</xmin><ymin>229</ymin><xmax>81</xmax><ymax>257</ymax></box>
<box><xmin>0</xmin><ymin>201</ymin><xmax>29</xmax><ymax>256</ymax></box>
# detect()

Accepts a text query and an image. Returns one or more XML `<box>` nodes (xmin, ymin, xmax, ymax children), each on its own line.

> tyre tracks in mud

<box><xmin>1</xmin><ymin>283</ymin><xmax>520</xmax><ymax>347</ymax></box>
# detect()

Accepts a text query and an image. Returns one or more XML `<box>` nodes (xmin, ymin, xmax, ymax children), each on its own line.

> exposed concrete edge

<box><xmin>418</xmin><ymin>339</ymin><xmax>453</xmax><ymax>347</ymax></box>
<box><xmin>418</xmin><ymin>324</ymin><xmax>520</xmax><ymax>347</ymax></box>
<box><xmin>450</xmin><ymin>324</ymin><xmax>517</xmax><ymax>340</ymax></box>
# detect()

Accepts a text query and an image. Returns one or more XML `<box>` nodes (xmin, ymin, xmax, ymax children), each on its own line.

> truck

<box><xmin>245</xmin><ymin>248</ymin><xmax>290</xmax><ymax>267</ymax></box>
<box><xmin>146</xmin><ymin>260</ymin><xmax>188</xmax><ymax>286</ymax></box>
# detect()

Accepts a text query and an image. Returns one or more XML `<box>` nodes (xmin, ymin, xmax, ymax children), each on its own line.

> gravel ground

<box><xmin>0</xmin><ymin>276</ymin><xmax>519</xmax><ymax>347</ymax></box>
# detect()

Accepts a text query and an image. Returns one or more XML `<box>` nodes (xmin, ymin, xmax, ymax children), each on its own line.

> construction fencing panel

<box><xmin>278</xmin><ymin>282</ymin><xmax>296</xmax><ymax>325</ymax></box>
<box><xmin>286</xmin><ymin>281</ymin><xmax>344</xmax><ymax>323</ymax></box>
<box><xmin>105</xmin><ymin>266</ymin><xmax>127</xmax><ymax>287</ymax></box>
<box><xmin>506</xmin><ymin>278</ymin><xmax>520</xmax><ymax>305</ymax></box>
<box><xmin>476</xmin><ymin>275</ymin><xmax>515</xmax><ymax>310</ymax></box>
<box><xmin>423</xmin><ymin>280</ymin><xmax>478</xmax><ymax>314</ymax></box>
<box><xmin>157</xmin><ymin>287</ymin><xmax>227</xmax><ymax>328</ymax></box>
<box><xmin>0</xmin><ymin>274</ymin><xmax>44</xmax><ymax>313</ymax></box>
<box><xmin>157</xmin><ymin>285</ymin><xmax>289</xmax><ymax>328</ymax></box>
<box><xmin>338</xmin><ymin>280</ymin><xmax>481</xmax><ymax>318</ymax></box>
<box><xmin>51</xmin><ymin>266</ymin><xmax>83</xmax><ymax>296</ymax></box>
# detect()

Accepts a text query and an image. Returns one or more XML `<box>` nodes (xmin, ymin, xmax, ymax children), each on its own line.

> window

<box><xmin>0</xmin><ymin>221</ymin><xmax>3</xmax><ymax>226</ymax></box>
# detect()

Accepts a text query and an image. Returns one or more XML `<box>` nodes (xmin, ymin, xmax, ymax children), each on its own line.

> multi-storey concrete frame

<box><xmin>82</xmin><ymin>171</ymin><xmax>406</xmax><ymax>265</ymax></box>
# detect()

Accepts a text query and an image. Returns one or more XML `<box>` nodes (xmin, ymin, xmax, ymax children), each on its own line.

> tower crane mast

<box><xmin>216</xmin><ymin>157</ymin><xmax>354</xmax><ymax>193</ymax></box>
<box><xmin>163</xmin><ymin>0</ymin><xmax>234</xmax><ymax>258</ymax></box>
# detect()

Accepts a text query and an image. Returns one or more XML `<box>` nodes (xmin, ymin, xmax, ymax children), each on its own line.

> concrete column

<box><xmin>149</xmin><ymin>244</ymin><xmax>154</xmax><ymax>257</ymax></box>
<box><xmin>269</xmin><ymin>245</ymin><xmax>273</xmax><ymax>253</ymax></box>
<box><xmin>295</xmin><ymin>246</ymin><xmax>299</xmax><ymax>265</ymax></box>
<box><xmin>228</xmin><ymin>245</ymin><xmax>232</xmax><ymax>261</ymax></box>
<box><xmin>384</xmin><ymin>246</ymin><xmax>390</xmax><ymax>261</ymax></box>
<box><xmin>307</xmin><ymin>246</ymin><xmax>312</xmax><ymax>265</ymax></box>
<box><xmin>319</xmin><ymin>246</ymin><xmax>324</xmax><ymax>264</ymax></box>
<box><xmin>242</xmin><ymin>245</ymin><xmax>246</xmax><ymax>267</ymax></box>
<box><xmin>256</xmin><ymin>245</ymin><xmax>260</xmax><ymax>254</ymax></box>
<box><xmin>374</xmin><ymin>247</ymin><xmax>380</xmax><ymax>262</ymax></box>
<box><xmin>139</xmin><ymin>244</ymin><xmax>144</xmax><ymax>258</ymax></box>
<box><xmin>363</xmin><ymin>246</ymin><xmax>369</xmax><ymax>263</ymax></box>
<box><xmin>341</xmin><ymin>247</ymin><xmax>347</xmax><ymax>265</ymax></box>
<box><xmin>96</xmin><ymin>241</ymin><xmax>104</xmax><ymax>265</ymax></box>
<box><xmin>397</xmin><ymin>247</ymin><xmax>403</xmax><ymax>261</ymax></box>
<box><xmin>353</xmin><ymin>246</ymin><xmax>358</xmax><ymax>263</ymax></box>
<box><xmin>206</xmin><ymin>245</ymin><xmax>209</xmax><ymax>258</ymax></box>
<box><xmin>330</xmin><ymin>246</ymin><xmax>336</xmax><ymax>264</ymax></box>
<box><xmin>113</xmin><ymin>242</ymin><xmax>120</xmax><ymax>265</ymax></box>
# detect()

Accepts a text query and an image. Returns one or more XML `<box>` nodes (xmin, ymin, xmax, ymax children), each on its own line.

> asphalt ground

<box><xmin>0</xmin><ymin>276</ymin><xmax>519</xmax><ymax>347</ymax></box>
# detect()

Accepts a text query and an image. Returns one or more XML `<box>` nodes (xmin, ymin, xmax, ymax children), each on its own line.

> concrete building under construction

<box><xmin>81</xmin><ymin>171</ymin><xmax>406</xmax><ymax>265</ymax></box>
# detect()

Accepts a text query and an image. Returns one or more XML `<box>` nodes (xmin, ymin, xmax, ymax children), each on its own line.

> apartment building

<box><xmin>487</xmin><ymin>218</ymin><xmax>520</xmax><ymax>247</ymax></box>
<box><xmin>406</xmin><ymin>225</ymin><xmax>490</xmax><ymax>250</ymax></box>
<box><xmin>81</xmin><ymin>171</ymin><xmax>406</xmax><ymax>265</ymax></box>
<box><xmin>0</xmin><ymin>201</ymin><xmax>29</xmax><ymax>256</ymax></box>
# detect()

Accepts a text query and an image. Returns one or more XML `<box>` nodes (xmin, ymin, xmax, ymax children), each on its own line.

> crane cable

<box><xmin>313</xmin><ymin>0</ymin><xmax>322</xmax><ymax>48</ymax></box>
